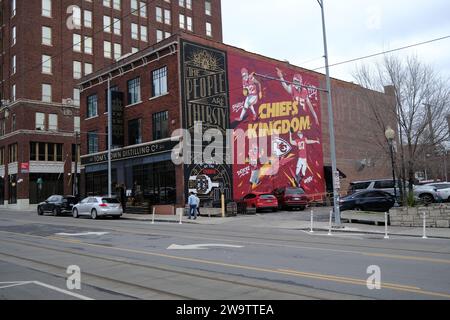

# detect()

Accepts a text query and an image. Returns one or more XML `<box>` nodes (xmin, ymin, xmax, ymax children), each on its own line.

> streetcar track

<box><xmin>0</xmin><ymin>235</ymin><xmax>342</xmax><ymax>300</ymax></box>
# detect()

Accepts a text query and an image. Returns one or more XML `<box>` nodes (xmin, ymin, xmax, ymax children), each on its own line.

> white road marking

<box><xmin>55</xmin><ymin>232</ymin><xmax>109</xmax><ymax>237</ymax></box>
<box><xmin>0</xmin><ymin>281</ymin><xmax>31</xmax><ymax>289</ymax></box>
<box><xmin>167</xmin><ymin>243</ymin><xmax>244</xmax><ymax>250</ymax></box>
<box><xmin>0</xmin><ymin>281</ymin><xmax>94</xmax><ymax>300</ymax></box>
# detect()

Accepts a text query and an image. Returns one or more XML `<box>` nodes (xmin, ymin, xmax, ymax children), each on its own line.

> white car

<box><xmin>426</xmin><ymin>183</ymin><xmax>450</xmax><ymax>202</ymax></box>
<box><xmin>72</xmin><ymin>196</ymin><xmax>123</xmax><ymax>219</ymax></box>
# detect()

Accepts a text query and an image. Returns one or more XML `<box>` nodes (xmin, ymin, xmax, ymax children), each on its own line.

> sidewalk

<box><xmin>122</xmin><ymin>211</ymin><xmax>450</xmax><ymax>239</ymax></box>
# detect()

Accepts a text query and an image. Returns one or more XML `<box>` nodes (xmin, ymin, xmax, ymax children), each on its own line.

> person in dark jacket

<box><xmin>120</xmin><ymin>184</ymin><xmax>127</xmax><ymax>213</ymax></box>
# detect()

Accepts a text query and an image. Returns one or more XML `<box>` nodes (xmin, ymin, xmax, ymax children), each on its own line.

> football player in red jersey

<box><xmin>235</xmin><ymin>68</ymin><xmax>262</xmax><ymax>122</ymax></box>
<box><xmin>276</xmin><ymin>68</ymin><xmax>319</xmax><ymax>126</ymax></box>
<box><xmin>289</xmin><ymin>129</ymin><xmax>320</xmax><ymax>187</ymax></box>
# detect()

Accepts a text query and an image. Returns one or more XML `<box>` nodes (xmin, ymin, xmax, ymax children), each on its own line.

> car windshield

<box><xmin>260</xmin><ymin>195</ymin><xmax>275</xmax><ymax>199</ymax></box>
<box><xmin>102</xmin><ymin>198</ymin><xmax>120</xmax><ymax>204</ymax></box>
<box><xmin>285</xmin><ymin>188</ymin><xmax>305</xmax><ymax>195</ymax></box>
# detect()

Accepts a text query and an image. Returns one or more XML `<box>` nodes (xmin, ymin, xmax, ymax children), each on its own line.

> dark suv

<box><xmin>37</xmin><ymin>195</ymin><xmax>79</xmax><ymax>216</ymax></box>
<box><xmin>273</xmin><ymin>187</ymin><xmax>309</xmax><ymax>211</ymax></box>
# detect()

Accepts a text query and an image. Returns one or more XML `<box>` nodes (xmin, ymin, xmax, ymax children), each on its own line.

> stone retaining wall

<box><xmin>389</xmin><ymin>205</ymin><xmax>450</xmax><ymax>228</ymax></box>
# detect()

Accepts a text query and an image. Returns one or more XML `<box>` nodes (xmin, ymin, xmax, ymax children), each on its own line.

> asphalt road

<box><xmin>0</xmin><ymin>209</ymin><xmax>450</xmax><ymax>300</ymax></box>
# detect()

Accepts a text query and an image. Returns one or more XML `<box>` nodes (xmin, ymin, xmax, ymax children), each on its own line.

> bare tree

<box><xmin>354</xmin><ymin>54</ymin><xmax>450</xmax><ymax>199</ymax></box>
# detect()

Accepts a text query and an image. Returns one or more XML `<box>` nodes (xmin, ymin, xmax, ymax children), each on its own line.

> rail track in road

<box><xmin>0</xmin><ymin>232</ymin><xmax>361</xmax><ymax>300</ymax></box>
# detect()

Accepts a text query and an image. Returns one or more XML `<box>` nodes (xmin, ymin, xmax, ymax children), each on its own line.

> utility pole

<box><xmin>107</xmin><ymin>77</ymin><xmax>112</xmax><ymax>198</ymax></box>
<box><xmin>317</xmin><ymin>0</ymin><xmax>341</xmax><ymax>225</ymax></box>
<box><xmin>73</xmin><ymin>131</ymin><xmax>79</xmax><ymax>196</ymax></box>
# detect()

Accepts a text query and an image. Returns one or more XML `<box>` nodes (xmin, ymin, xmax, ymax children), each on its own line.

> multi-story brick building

<box><xmin>0</xmin><ymin>0</ymin><xmax>222</xmax><ymax>209</ymax></box>
<box><xmin>79</xmin><ymin>33</ymin><xmax>396</xmax><ymax>213</ymax></box>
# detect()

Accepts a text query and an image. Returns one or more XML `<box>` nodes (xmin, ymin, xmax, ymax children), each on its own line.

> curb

<box><xmin>299</xmin><ymin>228</ymin><xmax>450</xmax><ymax>240</ymax></box>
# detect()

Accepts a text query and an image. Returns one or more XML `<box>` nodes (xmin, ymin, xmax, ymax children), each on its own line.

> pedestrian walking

<box><xmin>187</xmin><ymin>192</ymin><xmax>198</xmax><ymax>220</ymax></box>
<box><xmin>120</xmin><ymin>184</ymin><xmax>127</xmax><ymax>213</ymax></box>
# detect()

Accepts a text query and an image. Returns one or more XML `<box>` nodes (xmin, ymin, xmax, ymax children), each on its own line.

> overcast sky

<box><xmin>222</xmin><ymin>0</ymin><xmax>450</xmax><ymax>84</ymax></box>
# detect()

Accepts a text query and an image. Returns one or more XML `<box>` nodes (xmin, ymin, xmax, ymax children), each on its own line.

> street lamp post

<box><xmin>317</xmin><ymin>0</ymin><xmax>341</xmax><ymax>224</ymax></box>
<box><xmin>385</xmin><ymin>127</ymin><xmax>399</xmax><ymax>207</ymax></box>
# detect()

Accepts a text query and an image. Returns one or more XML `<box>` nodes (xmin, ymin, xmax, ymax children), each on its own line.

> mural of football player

<box><xmin>248</xmin><ymin>144</ymin><xmax>261</xmax><ymax>187</ymax></box>
<box><xmin>234</xmin><ymin>68</ymin><xmax>262</xmax><ymax>123</ymax></box>
<box><xmin>289</xmin><ymin>128</ymin><xmax>320</xmax><ymax>187</ymax></box>
<box><xmin>276</xmin><ymin>68</ymin><xmax>319</xmax><ymax>126</ymax></box>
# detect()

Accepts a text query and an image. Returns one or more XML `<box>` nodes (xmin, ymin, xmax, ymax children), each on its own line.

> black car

<box><xmin>37</xmin><ymin>195</ymin><xmax>79</xmax><ymax>216</ymax></box>
<box><xmin>339</xmin><ymin>190</ymin><xmax>395</xmax><ymax>212</ymax></box>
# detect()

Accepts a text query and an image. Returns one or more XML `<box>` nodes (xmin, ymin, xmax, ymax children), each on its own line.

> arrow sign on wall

<box><xmin>167</xmin><ymin>244</ymin><xmax>244</xmax><ymax>250</ymax></box>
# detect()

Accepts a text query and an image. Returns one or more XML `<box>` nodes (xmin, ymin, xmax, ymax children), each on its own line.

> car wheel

<box><xmin>52</xmin><ymin>208</ymin><xmax>60</xmax><ymax>216</ymax></box>
<box><xmin>354</xmin><ymin>206</ymin><xmax>363</xmax><ymax>212</ymax></box>
<box><xmin>272</xmin><ymin>208</ymin><xmax>277</xmax><ymax>212</ymax></box>
<box><xmin>73</xmin><ymin>208</ymin><xmax>79</xmax><ymax>219</ymax></box>
<box><xmin>419</xmin><ymin>194</ymin><xmax>433</xmax><ymax>204</ymax></box>
<box><xmin>37</xmin><ymin>206</ymin><xmax>44</xmax><ymax>216</ymax></box>
<box><xmin>91</xmin><ymin>209</ymin><xmax>98</xmax><ymax>220</ymax></box>
<box><xmin>299</xmin><ymin>206</ymin><xmax>306</xmax><ymax>211</ymax></box>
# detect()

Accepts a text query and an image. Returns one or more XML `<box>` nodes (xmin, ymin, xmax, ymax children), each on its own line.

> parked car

<box><xmin>425</xmin><ymin>182</ymin><xmax>450</xmax><ymax>202</ymax></box>
<box><xmin>72</xmin><ymin>196</ymin><xmax>123</xmax><ymax>219</ymax></box>
<box><xmin>347</xmin><ymin>179</ymin><xmax>441</xmax><ymax>204</ymax></box>
<box><xmin>339</xmin><ymin>190</ymin><xmax>395</xmax><ymax>212</ymax></box>
<box><xmin>273</xmin><ymin>187</ymin><xmax>309</xmax><ymax>211</ymax></box>
<box><xmin>239</xmin><ymin>193</ymin><xmax>278</xmax><ymax>212</ymax></box>
<box><xmin>37</xmin><ymin>195</ymin><xmax>79</xmax><ymax>216</ymax></box>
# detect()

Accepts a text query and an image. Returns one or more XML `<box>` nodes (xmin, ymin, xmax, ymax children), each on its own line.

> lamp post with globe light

<box><xmin>385</xmin><ymin>126</ymin><xmax>399</xmax><ymax>207</ymax></box>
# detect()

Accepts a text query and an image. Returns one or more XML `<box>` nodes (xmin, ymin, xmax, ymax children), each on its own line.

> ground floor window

<box><xmin>132</xmin><ymin>161</ymin><xmax>176</xmax><ymax>205</ymax></box>
<box><xmin>85</xmin><ymin>170</ymin><xmax>117</xmax><ymax>197</ymax></box>
<box><xmin>8</xmin><ymin>174</ymin><xmax>17</xmax><ymax>204</ymax></box>
<box><xmin>29</xmin><ymin>173</ymin><xmax>64</xmax><ymax>204</ymax></box>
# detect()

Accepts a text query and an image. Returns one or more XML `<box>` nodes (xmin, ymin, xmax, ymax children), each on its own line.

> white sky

<box><xmin>222</xmin><ymin>0</ymin><xmax>450</xmax><ymax>83</ymax></box>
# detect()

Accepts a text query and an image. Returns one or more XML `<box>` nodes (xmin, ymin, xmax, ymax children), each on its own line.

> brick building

<box><xmin>0</xmin><ymin>0</ymin><xmax>222</xmax><ymax>208</ymax></box>
<box><xmin>79</xmin><ymin>33</ymin><xmax>396</xmax><ymax>213</ymax></box>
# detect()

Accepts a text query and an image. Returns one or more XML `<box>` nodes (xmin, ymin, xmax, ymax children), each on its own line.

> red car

<box><xmin>273</xmin><ymin>187</ymin><xmax>309</xmax><ymax>211</ymax></box>
<box><xmin>241</xmin><ymin>193</ymin><xmax>278</xmax><ymax>212</ymax></box>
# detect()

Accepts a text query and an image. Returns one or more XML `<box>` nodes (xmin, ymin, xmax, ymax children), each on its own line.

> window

<box><xmin>87</xmin><ymin>94</ymin><xmax>98</xmax><ymax>118</ymax></box>
<box><xmin>42</xmin><ymin>84</ymin><xmax>52</xmax><ymax>102</ymax></box>
<box><xmin>42</xmin><ymin>55</ymin><xmax>52</xmax><ymax>74</ymax></box>
<box><xmin>153</xmin><ymin>111</ymin><xmax>169</xmax><ymax>140</ymax></box>
<box><xmin>128</xmin><ymin>119</ymin><xmax>142</xmax><ymax>145</ymax></box>
<box><xmin>42</xmin><ymin>0</ymin><xmax>52</xmax><ymax>17</ymax></box>
<box><xmin>140</xmin><ymin>26</ymin><xmax>147</xmax><ymax>42</ymax></box>
<box><xmin>35</xmin><ymin>112</ymin><xmax>45</xmax><ymax>130</ymax></box>
<box><xmin>127</xmin><ymin>77</ymin><xmax>141</xmax><ymax>105</ymax></box>
<box><xmin>11</xmin><ymin>84</ymin><xmax>16</xmax><ymax>101</ymax></box>
<box><xmin>113</xmin><ymin>0</ymin><xmax>121</xmax><ymax>10</ymax></box>
<box><xmin>74</xmin><ymin>117</ymin><xmax>80</xmax><ymax>133</ymax></box>
<box><xmin>73</xmin><ymin>88</ymin><xmax>80</xmax><ymax>106</ymax></box>
<box><xmin>0</xmin><ymin>148</ymin><xmax>5</xmax><ymax>165</ymax></box>
<box><xmin>113</xmin><ymin>18</ymin><xmax>121</xmax><ymax>35</ymax></box>
<box><xmin>104</xmin><ymin>85</ymin><xmax>118</xmax><ymax>112</ymax></box>
<box><xmin>104</xmin><ymin>41</ymin><xmax>112</xmax><ymax>58</ymax></box>
<box><xmin>156</xmin><ymin>7</ymin><xmax>163</xmax><ymax>22</ymax></box>
<box><xmin>84</xmin><ymin>63</ymin><xmax>93</xmax><ymax>75</ymax></box>
<box><xmin>186</xmin><ymin>0</ymin><xmax>192</xmax><ymax>9</ymax></box>
<box><xmin>103</xmin><ymin>0</ymin><xmax>111</xmax><ymax>7</ymax></box>
<box><xmin>205</xmin><ymin>1</ymin><xmax>211</xmax><ymax>16</ymax></box>
<box><xmin>206</xmin><ymin>22</ymin><xmax>212</xmax><ymax>37</ymax></box>
<box><xmin>12</xmin><ymin>26</ymin><xmax>16</xmax><ymax>46</ymax></box>
<box><xmin>73</xmin><ymin>61</ymin><xmax>82</xmax><ymax>79</ymax></box>
<box><xmin>114</xmin><ymin>43</ymin><xmax>122</xmax><ymax>60</ymax></box>
<box><xmin>131</xmin><ymin>0</ymin><xmax>138</xmax><ymax>14</ymax></box>
<box><xmin>84</xmin><ymin>36</ymin><xmax>93</xmax><ymax>54</ymax></box>
<box><xmin>72</xmin><ymin>6</ymin><xmax>81</xmax><ymax>28</ymax></box>
<box><xmin>179</xmin><ymin>14</ymin><xmax>185</xmax><ymax>29</ymax></box>
<box><xmin>30</xmin><ymin>142</ymin><xmax>63</xmax><ymax>161</ymax></box>
<box><xmin>374</xmin><ymin>180</ymin><xmax>395</xmax><ymax>189</ymax></box>
<box><xmin>140</xmin><ymin>2</ymin><xmax>147</xmax><ymax>17</ymax></box>
<box><xmin>104</xmin><ymin>16</ymin><xmax>111</xmax><ymax>33</ymax></box>
<box><xmin>131</xmin><ymin>23</ymin><xmax>139</xmax><ymax>40</ymax></box>
<box><xmin>11</xmin><ymin>0</ymin><xmax>16</xmax><ymax>17</ymax></box>
<box><xmin>48</xmin><ymin>114</ymin><xmax>58</xmax><ymax>131</ymax></box>
<box><xmin>42</xmin><ymin>26</ymin><xmax>52</xmax><ymax>45</ymax></box>
<box><xmin>84</xmin><ymin>10</ymin><xmax>92</xmax><ymax>28</ymax></box>
<box><xmin>164</xmin><ymin>9</ymin><xmax>171</xmax><ymax>25</ymax></box>
<box><xmin>73</xmin><ymin>34</ymin><xmax>82</xmax><ymax>52</ymax></box>
<box><xmin>152</xmin><ymin>67</ymin><xmax>168</xmax><ymax>97</ymax></box>
<box><xmin>156</xmin><ymin>30</ymin><xmax>163</xmax><ymax>42</ymax></box>
<box><xmin>186</xmin><ymin>16</ymin><xmax>192</xmax><ymax>31</ymax></box>
<box><xmin>9</xmin><ymin>144</ymin><xmax>18</xmax><ymax>163</ymax></box>
<box><xmin>11</xmin><ymin>55</ymin><xmax>16</xmax><ymax>75</ymax></box>
<box><xmin>88</xmin><ymin>132</ymin><xmax>99</xmax><ymax>154</ymax></box>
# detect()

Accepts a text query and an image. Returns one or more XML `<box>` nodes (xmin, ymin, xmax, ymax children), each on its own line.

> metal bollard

<box><xmin>152</xmin><ymin>207</ymin><xmax>155</xmax><ymax>225</ymax></box>
<box><xmin>384</xmin><ymin>212</ymin><xmax>389</xmax><ymax>239</ymax></box>
<box><xmin>422</xmin><ymin>212</ymin><xmax>428</xmax><ymax>239</ymax></box>
<box><xmin>310</xmin><ymin>209</ymin><xmax>314</xmax><ymax>233</ymax></box>
<box><xmin>328</xmin><ymin>210</ymin><xmax>332</xmax><ymax>236</ymax></box>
